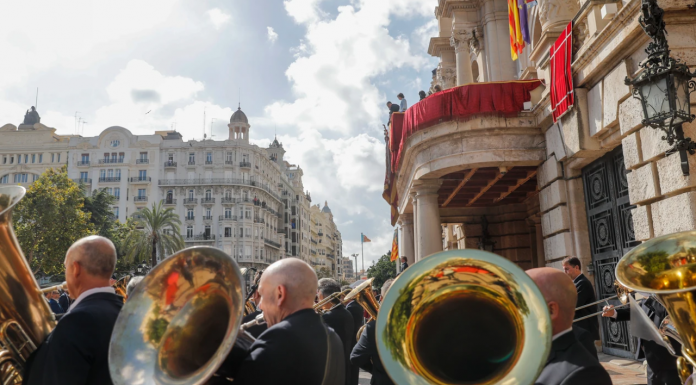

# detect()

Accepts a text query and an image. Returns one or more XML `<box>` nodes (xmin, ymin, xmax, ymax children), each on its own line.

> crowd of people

<box><xmin>28</xmin><ymin>233</ymin><xmax>678</xmax><ymax>385</ymax></box>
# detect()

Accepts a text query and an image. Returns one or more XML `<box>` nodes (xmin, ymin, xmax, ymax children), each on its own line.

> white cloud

<box><xmin>284</xmin><ymin>0</ymin><xmax>327</xmax><ymax>24</ymax></box>
<box><xmin>267</xmin><ymin>27</ymin><xmax>279</xmax><ymax>43</ymax></box>
<box><xmin>207</xmin><ymin>8</ymin><xmax>231</xmax><ymax>30</ymax></box>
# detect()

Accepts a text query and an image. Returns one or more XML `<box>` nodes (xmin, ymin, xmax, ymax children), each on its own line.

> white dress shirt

<box><xmin>552</xmin><ymin>327</ymin><xmax>573</xmax><ymax>341</ymax></box>
<box><xmin>66</xmin><ymin>286</ymin><xmax>115</xmax><ymax>314</ymax></box>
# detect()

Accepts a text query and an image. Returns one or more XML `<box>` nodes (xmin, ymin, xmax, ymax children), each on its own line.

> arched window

<box><xmin>166</xmin><ymin>190</ymin><xmax>173</xmax><ymax>201</ymax></box>
<box><xmin>205</xmin><ymin>189</ymin><xmax>212</xmax><ymax>199</ymax></box>
<box><xmin>188</xmin><ymin>190</ymin><xmax>194</xmax><ymax>199</ymax></box>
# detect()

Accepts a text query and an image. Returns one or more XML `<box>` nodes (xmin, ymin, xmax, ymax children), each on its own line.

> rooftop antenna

<box><xmin>35</xmin><ymin>88</ymin><xmax>38</xmax><ymax>110</ymax></box>
<box><xmin>74</xmin><ymin>111</ymin><xmax>80</xmax><ymax>135</ymax></box>
<box><xmin>202</xmin><ymin>106</ymin><xmax>206</xmax><ymax>140</ymax></box>
<box><xmin>238</xmin><ymin>87</ymin><xmax>241</xmax><ymax>109</ymax></box>
<box><xmin>211</xmin><ymin>118</ymin><xmax>217</xmax><ymax>139</ymax></box>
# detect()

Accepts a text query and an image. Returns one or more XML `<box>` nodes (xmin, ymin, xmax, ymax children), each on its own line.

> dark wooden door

<box><xmin>582</xmin><ymin>146</ymin><xmax>641</xmax><ymax>358</ymax></box>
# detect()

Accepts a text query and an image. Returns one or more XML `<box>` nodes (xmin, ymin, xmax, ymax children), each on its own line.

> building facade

<box><xmin>0</xmin><ymin>106</ymin><xmax>344</xmax><ymax>278</ymax></box>
<box><xmin>389</xmin><ymin>0</ymin><xmax>696</xmax><ymax>359</ymax></box>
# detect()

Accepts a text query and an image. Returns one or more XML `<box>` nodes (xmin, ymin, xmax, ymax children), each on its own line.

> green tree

<box><xmin>83</xmin><ymin>188</ymin><xmax>118</xmax><ymax>238</ymax></box>
<box><xmin>13</xmin><ymin>166</ymin><xmax>94</xmax><ymax>276</ymax></box>
<box><xmin>367</xmin><ymin>251</ymin><xmax>397</xmax><ymax>290</ymax></box>
<box><xmin>124</xmin><ymin>201</ymin><xmax>185</xmax><ymax>267</ymax></box>
<box><xmin>316</xmin><ymin>267</ymin><xmax>334</xmax><ymax>279</ymax></box>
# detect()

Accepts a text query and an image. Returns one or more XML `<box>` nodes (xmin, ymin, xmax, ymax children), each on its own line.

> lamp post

<box><xmin>625</xmin><ymin>0</ymin><xmax>696</xmax><ymax>175</ymax></box>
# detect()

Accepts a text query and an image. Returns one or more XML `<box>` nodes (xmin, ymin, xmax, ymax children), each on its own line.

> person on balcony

<box><xmin>418</xmin><ymin>90</ymin><xmax>426</xmax><ymax>101</ymax></box>
<box><xmin>386</xmin><ymin>101</ymin><xmax>400</xmax><ymax>125</ymax></box>
<box><xmin>397</xmin><ymin>93</ymin><xmax>407</xmax><ymax>112</ymax></box>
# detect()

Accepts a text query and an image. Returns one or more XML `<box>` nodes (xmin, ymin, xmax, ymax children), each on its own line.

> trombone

<box><xmin>40</xmin><ymin>282</ymin><xmax>68</xmax><ymax>294</ymax></box>
<box><xmin>573</xmin><ymin>280</ymin><xmax>632</xmax><ymax>323</ymax></box>
<box><xmin>313</xmin><ymin>288</ymin><xmax>352</xmax><ymax>313</ymax></box>
<box><xmin>343</xmin><ymin>278</ymin><xmax>380</xmax><ymax>340</ymax></box>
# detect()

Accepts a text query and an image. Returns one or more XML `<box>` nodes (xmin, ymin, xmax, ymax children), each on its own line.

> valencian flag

<box><xmin>508</xmin><ymin>0</ymin><xmax>533</xmax><ymax>60</ymax></box>
<box><xmin>362</xmin><ymin>234</ymin><xmax>371</xmax><ymax>243</ymax></box>
<box><xmin>390</xmin><ymin>229</ymin><xmax>399</xmax><ymax>262</ymax></box>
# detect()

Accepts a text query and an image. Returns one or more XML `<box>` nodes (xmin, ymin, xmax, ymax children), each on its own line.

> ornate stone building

<box><xmin>0</xmin><ymin>106</ymin><xmax>344</xmax><ymax>278</ymax></box>
<box><xmin>390</xmin><ymin>0</ymin><xmax>696</xmax><ymax>358</ymax></box>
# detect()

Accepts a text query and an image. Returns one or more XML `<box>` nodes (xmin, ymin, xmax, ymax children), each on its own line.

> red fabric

<box><xmin>550</xmin><ymin>22</ymin><xmax>574</xmax><ymax>122</ymax></box>
<box><xmin>382</xmin><ymin>80</ymin><xmax>542</xmax><ymax>225</ymax></box>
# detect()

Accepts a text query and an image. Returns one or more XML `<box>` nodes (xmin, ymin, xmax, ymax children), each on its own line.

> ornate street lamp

<box><xmin>625</xmin><ymin>0</ymin><xmax>696</xmax><ymax>175</ymax></box>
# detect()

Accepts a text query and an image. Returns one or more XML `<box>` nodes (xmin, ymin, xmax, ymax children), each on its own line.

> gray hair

<box><xmin>381</xmin><ymin>278</ymin><xmax>395</xmax><ymax>298</ymax></box>
<box><xmin>68</xmin><ymin>236</ymin><xmax>117</xmax><ymax>279</ymax></box>
<box><xmin>317</xmin><ymin>278</ymin><xmax>341</xmax><ymax>297</ymax></box>
<box><xmin>126</xmin><ymin>276</ymin><xmax>144</xmax><ymax>297</ymax></box>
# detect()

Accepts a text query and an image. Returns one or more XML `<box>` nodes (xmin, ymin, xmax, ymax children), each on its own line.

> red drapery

<box><xmin>550</xmin><ymin>22</ymin><xmax>574</xmax><ymax>122</ymax></box>
<box><xmin>383</xmin><ymin>79</ymin><xmax>543</xmax><ymax>225</ymax></box>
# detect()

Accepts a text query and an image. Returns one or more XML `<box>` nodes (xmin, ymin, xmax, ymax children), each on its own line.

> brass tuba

<box><xmin>343</xmin><ymin>278</ymin><xmax>379</xmax><ymax>340</ymax></box>
<box><xmin>615</xmin><ymin>230</ymin><xmax>696</xmax><ymax>383</ymax></box>
<box><xmin>0</xmin><ymin>186</ymin><xmax>57</xmax><ymax>384</ymax></box>
<box><xmin>108</xmin><ymin>246</ymin><xmax>253</xmax><ymax>385</ymax></box>
<box><xmin>376</xmin><ymin>249</ymin><xmax>551</xmax><ymax>385</ymax></box>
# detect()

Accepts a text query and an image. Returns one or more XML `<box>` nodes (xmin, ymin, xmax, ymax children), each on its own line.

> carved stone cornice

<box><xmin>428</xmin><ymin>37</ymin><xmax>455</xmax><ymax>57</ymax></box>
<box><xmin>440</xmin><ymin>0</ymin><xmax>481</xmax><ymax>17</ymax></box>
<box><xmin>450</xmin><ymin>29</ymin><xmax>475</xmax><ymax>54</ymax></box>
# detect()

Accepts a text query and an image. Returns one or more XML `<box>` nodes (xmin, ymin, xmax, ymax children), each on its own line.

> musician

<box><xmin>562</xmin><ymin>257</ymin><xmax>600</xmax><ymax>341</ymax></box>
<box><xmin>232</xmin><ymin>258</ymin><xmax>345</xmax><ymax>385</ymax></box>
<box><xmin>58</xmin><ymin>288</ymin><xmax>71</xmax><ymax>311</ymax></box>
<box><xmin>342</xmin><ymin>285</ymin><xmax>363</xmax><ymax>385</ymax></box>
<box><xmin>351</xmin><ymin>279</ymin><xmax>395</xmax><ymax>385</ymax></box>
<box><xmin>45</xmin><ymin>290</ymin><xmax>64</xmax><ymax>314</ymax></box>
<box><xmin>125</xmin><ymin>275</ymin><xmax>144</xmax><ymax>298</ymax></box>
<box><xmin>318</xmin><ymin>278</ymin><xmax>354</xmax><ymax>385</ymax></box>
<box><xmin>527</xmin><ymin>268</ymin><xmax>612</xmax><ymax>385</ymax></box>
<box><xmin>24</xmin><ymin>236</ymin><xmax>123</xmax><ymax>385</ymax></box>
<box><xmin>603</xmin><ymin>297</ymin><xmax>680</xmax><ymax>385</ymax></box>
<box><xmin>241</xmin><ymin>288</ymin><xmax>267</xmax><ymax>338</ymax></box>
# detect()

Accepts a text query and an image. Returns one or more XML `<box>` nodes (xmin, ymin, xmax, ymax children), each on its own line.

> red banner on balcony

<box><xmin>384</xmin><ymin>79</ymin><xmax>542</xmax><ymax>226</ymax></box>
<box><xmin>550</xmin><ymin>22</ymin><xmax>574</xmax><ymax>122</ymax></box>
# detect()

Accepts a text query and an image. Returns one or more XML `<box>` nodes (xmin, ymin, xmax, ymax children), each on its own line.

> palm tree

<box><xmin>125</xmin><ymin>201</ymin><xmax>185</xmax><ymax>267</ymax></box>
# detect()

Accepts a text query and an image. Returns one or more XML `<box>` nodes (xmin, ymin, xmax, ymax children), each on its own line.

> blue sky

<box><xmin>0</xmin><ymin>0</ymin><xmax>439</xmax><ymax>268</ymax></box>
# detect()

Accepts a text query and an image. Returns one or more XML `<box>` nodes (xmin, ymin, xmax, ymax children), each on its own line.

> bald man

<box><xmin>527</xmin><ymin>268</ymin><xmax>611</xmax><ymax>385</ymax></box>
<box><xmin>24</xmin><ymin>236</ymin><xmax>123</xmax><ymax>385</ymax></box>
<box><xmin>232</xmin><ymin>258</ymin><xmax>345</xmax><ymax>385</ymax></box>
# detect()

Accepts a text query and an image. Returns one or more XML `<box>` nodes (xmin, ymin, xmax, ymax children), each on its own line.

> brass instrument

<box><xmin>313</xmin><ymin>288</ymin><xmax>352</xmax><ymax>313</ymax></box>
<box><xmin>40</xmin><ymin>282</ymin><xmax>68</xmax><ymax>294</ymax></box>
<box><xmin>109</xmin><ymin>246</ymin><xmax>254</xmax><ymax>384</ymax></box>
<box><xmin>615</xmin><ymin>230</ymin><xmax>696</xmax><ymax>383</ymax></box>
<box><xmin>573</xmin><ymin>280</ymin><xmax>633</xmax><ymax>323</ymax></box>
<box><xmin>376</xmin><ymin>249</ymin><xmax>551</xmax><ymax>385</ymax></box>
<box><xmin>113</xmin><ymin>275</ymin><xmax>130</xmax><ymax>302</ymax></box>
<box><xmin>343</xmin><ymin>278</ymin><xmax>379</xmax><ymax>340</ymax></box>
<box><xmin>241</xmin><ymin>268</ymin><xmax>262</xmax><ymax>316</ymax></box>
<box><xmin>0</xmin><ymin>186</ymin><xmax>57</xmax><ymax>384</ymax></box>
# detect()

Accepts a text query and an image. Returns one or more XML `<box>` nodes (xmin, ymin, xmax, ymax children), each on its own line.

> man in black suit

<box><xmin>58</xmin><ymin>288</ymin><xmax>71</xmax><ymax>311</ymax></box>
<box><xmin>351</xmin><ymin>278</ymin><xmax>395</xmax><ymax>385</ymax></box>
<box><xmin>318</xmin><ymin>279</ymin><xmax>354</xmax><ymax>385</ymax></box>
<box><xmin>603</xmin><ymin>297</ymin><xmax>680</xmax><ymax>384</ymax></box>
<box><xmin>233</xmin><ymin>259</ymin><xmax>345</xmax><ymax>385</ymax></box>
<box><xmin>45</xmin><ymin>291</ymin><xmax>63</xmax><ymax>314</ymax></box>
<box><xmin>527</xmin><ymin>268</ymin><xmax>612</xmax><ymax>385</ymax></box>
<box><xmin>342</xmin><ymin>285</ymin><xmax>364</xmax><ymax>385</ymax></box>
<box><xmin>562</xmin><ymin>257</ymin><xmax>600</xmax><ymax>341</ymax></box>
<box><xmin>24</xmin><ymin>236</ymin><xmax>124</xmax><ymax>385</ymax></box>
<box><xmin>400</xmin><ymin>257</ymin><xmax>408</xmax><ymax>273</ymax></box>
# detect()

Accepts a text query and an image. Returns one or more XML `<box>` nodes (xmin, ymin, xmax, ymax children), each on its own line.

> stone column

<box><xmin>451</xmin><ymin>31</ymin><xmax>474</xmax><ymax>86</ymax></box>
<box><xmin>412</xmin><ymin>180</ymin><xmax>443</xmax><ymax>261</ymax></box>
<box><xmin>399</xmin><ymin>213</ymin><xmax>415</xmax><ymax>267</ymax></box>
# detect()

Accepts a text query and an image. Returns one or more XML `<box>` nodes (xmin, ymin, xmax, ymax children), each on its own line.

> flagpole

<box><xmin>361</xmin><ymin>232</ymin><xmax>364</xmax><ymax>275</ymax></box>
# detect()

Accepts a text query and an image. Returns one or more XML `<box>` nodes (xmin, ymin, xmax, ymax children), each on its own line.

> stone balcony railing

<box><xmin>158</xmin><ymin>178</ymin><xmax>281</xmax><ymax>201</ymax></box>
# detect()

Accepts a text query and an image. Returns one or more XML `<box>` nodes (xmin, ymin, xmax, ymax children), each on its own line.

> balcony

<box><xmin>318</xmin><ymin>232</ymin><xmax>324</xmax><ymax>236</ymax></box>
<box><xmin>201</xmin><ymin>198</ymin><xmax>215</xmax><ymax>206</ymax></box>
<box><xmin>264</xmin><ymin>238</ymin><xmax>282</xmax><ymax>249</ymax></box>
<box><xmin>73</xmin><ymin>178</ymin><xmax>92</xmax><ymax>184</ymax></box>
<box><xmin>98</xmin><ymin>177</ymin><xmax>121</xmax><ymax>183</ymax></box>
<box><xmin>183</xmin><ymin>198</ymin><xmax>198</xmax><ymax>205</ymax></box>
<box><xmin>224</xmin><ymin>160</ymin><xmax>235</xmax><ymax>167</ymax></box>
<box><xmin>133</xmin><ymin>196</ymin><xmax>148</xmax><ymax>203</ymax></box>
<box><xmin>202</xmin><ymin>215</ymin><xmax>213</xmax><ymax>221</ymax></box>
<box><xmin>184</xmin><ymin>215</ymin><xmax>195</xmax><ymax>222</ymax></box>
<box><xmin>164</xmin><ymin>161</ymin><xmax>177</xmax><ymax>168</ymax></box>
<box><xmin>162</xmin><ymin>199</ymin><xmax>177</xmax><ymax>206</ymax></box>
<box><xmin>77</xmin><ymin>161</ymin><xmax>90</xmax><ymax>167</ymax></box>
<box><xmin>98</xmin><ymin>159</ymin><xmax>124</xmax><ymax>164</ymax></box>
<box><xmin>239</xmin><ymin>161</ymin><xmax>251</xmax><ymax>168</ymax></box>
<box><xmin>129</xmin><ymin>176</ymin><xmax>151</xmax><ymax>183</ymax></box>
<box><xmin>157</xmin><ymin>178</ymin><xmax>282</xmax><ymax>202</ymax></box>
<box><xmin>254</xmin><ymin>217</ymin><xmax>265</xmax><ymax>224</ymax></box>
<box><xmin>187</xmin><ymin>160</ymin><xmax>196</xmax><ymax>167</ymax></box>
<box><xmin>205</xmin><ymin>160</ymin><xmax>214</xmax><ymax>166</ymax></box>
<box><xmin>136</xmin><ymin>159</ymin><xmax>149</xmax><ymax>164</ymax></box>
<box><xmin>221</xmin><ymin>197</ymin><xmax>235</xmax><ymax>205</ymax></box>
<box><xmin>219</xmin><ymin>215</ymin><xmax>237</xmax><ymax>221</ymax></box>
<box><xmin>185</xmin><ymin>234</ymin><xmax>215</xmax><ymax>242</ymax></box>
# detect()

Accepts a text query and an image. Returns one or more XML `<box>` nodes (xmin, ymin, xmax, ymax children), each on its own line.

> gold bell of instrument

<box><xmin>343</xmin><ymin>278</ymin><xmax>379</xmax><ymax>340</ymax></box>
<box><xmin>376</xmin><ymin>249</ymin><xmax>551</xmax><ymax>385</ymax></box>
<box><xmin>616</xmin><ymin>230</ymin><xmax>696</xmax><ymax>383</ymax></box>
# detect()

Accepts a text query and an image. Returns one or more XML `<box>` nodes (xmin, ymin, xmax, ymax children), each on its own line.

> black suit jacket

<box><xmin>535</xmin><ymin>331</ymin><xmax>612</xmax><ymax>385</ymax></box>
<box><xmin>345</xmin><ymin>301</ymin><xmax>364</xmax><ymax>385</ymax></box>
<box><xmin>241</xmin><ymin>309</ymin><xmax>267</xmax><ymax>339</ymax></box>
<box><xmin>322</xmin><ymin>304</ymin><xmax>355</xmax><ymax>385</ymax></box>
<box><xmin>233</xmin><ymin>308</ymin><xmax>345</xmax><ymax>385</ymax></box>
<box><xmin>572</xmin><ymin>325</ymin><xmax>597</xmax><ymax>360</ymax></box>
<box><xmin>614</xmin><ymin>297</ymin><xmax>678</xmax><ymax>373</ymax></box>
<box><xmin>24</xmin><ymin>292</ymin><xmax>123</xmax><ymax>385</ymax></box>
<box><xmin>58</xmin><ymin>293</ymin><xmax>71</xmax><ymax>312</ymax></box>
<box><xmin>351</xmin><ymin>320</ymin><xmax>393</xmax><ymax>385</ymax></box>
<box><xmin>573</xmin><ymin>274</ymin><xmax>600</xmax><ymax>340</ymax></box>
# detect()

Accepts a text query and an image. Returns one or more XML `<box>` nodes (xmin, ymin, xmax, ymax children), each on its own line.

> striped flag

<box><xmin>390</xmin><ymin>230</ymin><xmax>399</xmax><ymax>262</ymax></box>
<box><xmin>362</xmin><ymin>234</ymin><xmax>371</xmax><ymax>243</ymax></box>
<box><xmin>508</xmin><ymin>0</ymin><xmax>525</xmax><ymax>60</ymax></box>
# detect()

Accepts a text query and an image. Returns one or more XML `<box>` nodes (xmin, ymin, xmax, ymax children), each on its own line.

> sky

<box><xmin>0</xmin><ymin>0</ymin><xmax>439</xmax><ymax>270</ymax></box>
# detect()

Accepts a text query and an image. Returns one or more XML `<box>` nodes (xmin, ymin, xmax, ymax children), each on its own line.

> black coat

<box><xmin>241</xmin><ymin>309</ymin><xmax>267</xmax><ymax>339</ymax></box>
<box><xmin>351</xmin><ymin>320</ymin><xmax>393</xmax><ymax>385</ymax></box>
<box><xmin>614</xmin><ymin>297</ymin><xmax>679</xmax><ymax>377</ymax></box>
<box><xmin>534</xmin><ymin>331</ymin><xmax>612</xmax><ymax>385</ymax></box>
<box><xmin>322</xmin><ymin>304</ymin><xmax>355</xmax><ymax>385</ymax></box>
<box><xmin>233</xmin><ymin>308</ymin><xmax>345</xmax><ymax>385</ymax></box>
<box><xmin>573</xmin><ymin>274</ymin><xmax>600</xmax><ymax>340</ymax></box>
<box><xmin>58</xmin><ymin>293</ymin><xmax>71</xmax><ymax>312</ymax></box>
<box><xmin>572</xmin><ymin>325</ymin><xmax>597</xmax><ymax>360</ymax></box>
<box><xmin>24</xmin><ymin>292</ymin><xmax>123</xmax><ymax>385</ymax></box>
<box><xmin>47</xmin><ymin>298</ymin><xmax>64</xmax><ymax>314</ymax></box>
<box><xmin>345</xmin><ymin>301</ymin><xmax>364</xmax><ymax>385</ymax></box>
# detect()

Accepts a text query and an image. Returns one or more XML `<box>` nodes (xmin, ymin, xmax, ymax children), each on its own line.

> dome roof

<box><xmin>322</xmin><ymin>201</ymin><xmax>332</xmax><ymax>214</ymax></box>
<box><xmin>230</xmin><ymin>106</ymin><xmax>248</xmax><ymax>124</ymax></box>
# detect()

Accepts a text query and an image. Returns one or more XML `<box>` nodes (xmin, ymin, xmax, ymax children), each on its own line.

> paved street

<box><xmin>356</xmin><ymin>353</ymin><xmax>648</xmax><ymax>384</ymax></box>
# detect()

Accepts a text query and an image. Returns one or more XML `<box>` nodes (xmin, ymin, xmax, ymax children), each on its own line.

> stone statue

<box><xmin>22</xmin><ymin>106</ymin><xmax>40</xmax><ymax>125</ymax></box>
